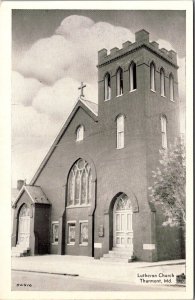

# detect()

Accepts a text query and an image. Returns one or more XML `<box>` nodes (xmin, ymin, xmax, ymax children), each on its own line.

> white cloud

<box><xmin>12</xmin><ymin>105</ymin><xmax>62</xmax><ymax>139</ymax></box>
<box><xmin>56</xmin><ymin>15</ymin><xmax>94</xmax><ymax>36</ymax></box>
<box><xmin>15</xmin><ymin>35</ymin><xmax>74</xmax><ymax>84</ymax></box>
<box><xmin>12</xmin><ymin>71</ymin><xmax>43</xmax><ymax>106</ymax></box>
<box><xmin>15</xmin><ymin>16</ymin><xmax>135</xmax><ymax>85</ymax></box>
<box><xmin>32</xmin><ymin>77</ymin><xmax>97</xmax><ymax>120</ymax></box>
<box><xmin>157</xmin><ymin>39</ymin><xmax>176</xmax><ymax>52</ymax></box>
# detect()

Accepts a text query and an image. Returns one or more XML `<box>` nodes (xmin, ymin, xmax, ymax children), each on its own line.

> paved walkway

<box><xmin>12</xmin><ymin>255</ymin><xmax>185</xmax><ymax>286</ymax></box>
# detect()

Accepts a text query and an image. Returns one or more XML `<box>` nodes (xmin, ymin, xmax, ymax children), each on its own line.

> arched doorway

<box><xmin>17</xmin><ymin>204</ymin><xmax>30</xmax><ymax>247</ymax></box>
<box><xmin>113</xmin><ymin>193</ymin><xmax>133</xmax><ymax>254</ymax></box>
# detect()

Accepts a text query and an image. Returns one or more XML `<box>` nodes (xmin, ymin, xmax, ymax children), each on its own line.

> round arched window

<box><xmin>76</xmin><ymin>125</ymin><xmax>84</xmax><ymax>141</ymax></box>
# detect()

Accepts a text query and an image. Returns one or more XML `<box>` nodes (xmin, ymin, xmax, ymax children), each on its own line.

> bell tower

<box><xmin>96</xmin><ymin>30</ymin><xmax>180</xmax><ymax>261</ymax></box>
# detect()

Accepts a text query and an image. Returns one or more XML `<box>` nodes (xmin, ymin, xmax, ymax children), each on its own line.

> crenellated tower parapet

<box><xmin>98</xmin><ymin>29</ymin><xmax>178</xmax><ymax>68</ymax></box>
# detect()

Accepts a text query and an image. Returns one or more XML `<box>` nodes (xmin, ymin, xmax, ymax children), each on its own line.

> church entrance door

<box><xmin>17</xmin><ymin>204</ymin><xmax>30</xmax><ymax>247</ymax></box>
<box><xmin>113</xmin><ymin>194</ymin><xmax>133</xmax><ymax>253</ymax></box>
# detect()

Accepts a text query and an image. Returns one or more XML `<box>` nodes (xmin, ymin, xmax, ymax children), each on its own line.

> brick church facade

<box><xmin>12</xmin><ymin>29</ymin><xmax>183</xmax><ymax>261</ymax></box>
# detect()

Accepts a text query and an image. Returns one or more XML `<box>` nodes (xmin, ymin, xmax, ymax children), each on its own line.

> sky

<box><xmin>12</xmin><ymin>9</ymin><xmax>186</xmax><ymax>188</ymax></box>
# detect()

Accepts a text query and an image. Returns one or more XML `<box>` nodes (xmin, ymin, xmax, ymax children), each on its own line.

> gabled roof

<box><xmin>11</xmin><ymin>188</ymin><xmax>19</xmax><ymax>204</ymax></box>
<box><xmin>80</xmin><ymin>98</ymin><xmax>98</xmax><ymax>116</ymax></box>
<box><xmin>13</xmin><ymin>185</ymin><xmax>50</xmax><ymax>207</ymax></box>
<box><xmin>30</xmin><ymin>97</ymin><xmax>98</xmax><ymax>185</ymax></box>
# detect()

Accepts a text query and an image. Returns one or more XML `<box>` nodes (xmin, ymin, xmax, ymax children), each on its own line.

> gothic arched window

<box><xmin>116</xmin><ymin>68</ymin><xmax>123</xmax><ymax>96</ymax></box>
<box><xmin>161</xmin><ymin>115</ymin><xmax>167</xmax><ymax>149</ymax></box>
<box><xmin>160</xmin><ymin>68</ymin><xmax>165</xmax><ymax>97</ymax></box>
<box><xmin>104</xmin><ymin>73</ymin><xmax>111</xmax><ymax>100</ymax></box>
<box><xmin>129</xmin><ymin>62</ymin><xmax>137</xmax><ymax>91</ymax></box>
<box><xmin>150</xmin><ymin>62</ymin><xmax>156</xmax><ymax>91</ymax></box>
<box><xmin>67</xmin><ymin>159</ymin><xmax>92</xmax><ymax>206</ymax></box>
<box><xmin>116</xmin><ymin>114</ymin><xmax>125</xmax><ymax>149</ymax></box>
<box><xmin>169</xmin><ymin>74</ymin><xmax>174</xmax><ymax>101</ymax></box>
<box><xmin>76</xmin><ymin>125</ymin><xmax>84</xmax><ymax>141</ymax></box>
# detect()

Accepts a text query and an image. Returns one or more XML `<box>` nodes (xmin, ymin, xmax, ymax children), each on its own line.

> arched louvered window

<box><xmin>116</xmin><ymin>68</ymin><xmax>123</xmax><ymax>96</ymax></box>
<box><xmin>150</xmin><ymin>62</ymin><xmax>156</xmax><ymax>91</ymax></box>
<box><xmin>129</xmin><ymin>62</ymin><xmax>137</xmax><ymax>91</ymax></box>
<box><xmin>67</xmin><ymin>159</ymin><xmax>92</xmax><ymax>206</ymax></box>
<box><xmin>169</xmin><ymin>74</ymin><xmax>174</xmax><ymax>101</ymax></box>
<box><xmin>116</xmin><ymin>115</ymin><xmax>125</xmax><ymax>149</ymax></box>
<box><xmin>160</xmin><ymin>68</ymin><xmax>165</xmax><ymax>97</ymax></box>
<box><xmin>104</xmin><ymin>73</ymin><xmax>111</xmax><ymax>100</ymax></box>
<box><xmin>161</xmin><ymin>115</ymin><xmax>167</xmax><ymax>149</ymax></box>
<box><xmin>76</xmin><ymin>125</ymin><xmax>84</xmax><ymax>141</ymax></box>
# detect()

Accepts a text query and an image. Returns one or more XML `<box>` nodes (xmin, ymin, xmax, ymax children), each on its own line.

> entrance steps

<box><xmin>11</xmin><ymin>245</ymin><xmax>30</xmax><ymax>257</ymax></box>
<box><xmin>101</xmin><ymin>247</ymin><xmax>135</xmax><ymax>263</ymax></box>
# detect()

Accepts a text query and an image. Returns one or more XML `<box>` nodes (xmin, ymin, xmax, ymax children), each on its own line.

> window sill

<box><xmin>52</xmin><ymin>242</ymin><xmax>58</xmax><ymax>245</ymax></box>
<box><xmin>161</xmin><ymin>95</ymin><xmax>166</xmax><ymax>98</ymax></box>
<box><xmin>116</xmin><ymin>94</ymin><xmax>123</xmax><ymax>98</ymax></box>
<box><xmin>116</xmin><ymin>147</ymin><xmax>124</xmax><ymax>150</ymax></box>
<box><xmin>79</xmin><ymin>243</ymin><xmax>88</xmax><ymax>247</ymax></box>
<box><xmin>104</xmin><ymin>98</ymin><xmax>111</xmax><ymax>101</ymax></box>
<box><xmin>67</xmin><ymin>204</ymin><xmax>90</xmax><ymax>209</ymax></box>
<box><xmin>67</xmin><ymin>243</ymin><xmax>75</xmax><ymax>246</ymax></box>
<box><xmin>150</xmin><ymin>89</ymin><xmax>156</xmax><ymax>93</ymax></box>
<box><xmin>170</xmin><ymin>99</ymin><xmax>175</xmax><ymax>102</ymax></box>
<box><xmin>129</xmin><ymin>89</ymin><xmax>137</xmax><ymax>93</ymax></box>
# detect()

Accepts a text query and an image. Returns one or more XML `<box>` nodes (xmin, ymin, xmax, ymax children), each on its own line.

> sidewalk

<box><xmin>12</xmin><ymin>255</ymin><xmax>185</xmax><ymax>286</ymax></box>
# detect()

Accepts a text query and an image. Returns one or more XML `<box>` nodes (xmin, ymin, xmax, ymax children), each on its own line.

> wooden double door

<box><xmin>113</xmin><ymin>194</ymin><xmax>133</xmax><ymax>254</ymax></box>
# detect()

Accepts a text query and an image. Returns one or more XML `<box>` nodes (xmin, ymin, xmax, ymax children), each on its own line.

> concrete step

<box><xmin>11</xmin><ymin>245</ymin><xmax>30</xmax><ymax>257</ymax></box>
<box><xmin>101</xmin><ymin>257</ymin><xmax>129</xmax><ymax>263</ymax></box>
<box><xmin>111</xmin><ymin>247</ymin><xmax>133</xmax><ymax>252</ymax></box>
<box><xmin>105</xmin><ymin>252</ymin><xmax>130</xmax><ymax>258</ymax></box>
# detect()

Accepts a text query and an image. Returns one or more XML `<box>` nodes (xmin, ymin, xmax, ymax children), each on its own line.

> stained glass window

<box><xmin>115</xmin><ymin>193</ymin><xmax>132</xmax><ymax>211</ymax></box>
<box><xmin>19</xmin><ymin>204</ymin><xmax>30</xmax><ymax>217</ymax></box>
<box><xmin>67</xmin><ymin>159</ymin><xmax>92</xmax><ymax>206</ymax></box>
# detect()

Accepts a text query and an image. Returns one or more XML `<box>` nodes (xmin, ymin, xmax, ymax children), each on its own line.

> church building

<box><xmin>12</xmin><ymin>29</ymin><xmax>183</xmax><ymax>262</ymax></box>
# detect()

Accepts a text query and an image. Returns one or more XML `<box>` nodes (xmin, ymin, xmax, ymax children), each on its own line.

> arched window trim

<box><xmin>116</xmin><ymin>67</ymin><xmax>123</xmax><ymax>97</ymax></box>
<box><xmin>160</xmin><ymin>114</ymin><xmax>168</xmax><ymax>149</ymax></box>
<box><xmin>150</xmin><ymin>62</ymin><xmax>156</xmax><ymax>92</ymax></box>
<box><xmin>67</xmin><ymin>159</ymin><xmax>92</xmax><ymax>207</ymax></box>
<box><xmin>116</xmin><ymin>114</ymin><xmax>125</xmax><ymax>149</ymax></box>
<box><xmin>129</xmin><ymin>61</ymin><xmax>137</xmax><ymax>92</ymax></box>
<box><xmin>169</xmin><ymin>73</ymin><xmax>174</xmax><ymax>101</ymax></box>
<box><xmin>76</xmin><ymin>125</ymin><xmax>84</xmax><ymax>142</ymax></box>
<box><xmin>160</xmin><ymin>68</ymin><xmax>166</xmax><ymax>97</ymax></box>
<box><xmin>104</xmin><ymin>72</ymin><xmax>111</xmax><ymax>101</ymax></box>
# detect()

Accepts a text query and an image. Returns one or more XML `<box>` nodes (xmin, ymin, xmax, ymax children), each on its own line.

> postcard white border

<box><xmin>0</xmin><ymin>1</ymin><xmax>193</xmax><ymax>299</ymax></box>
